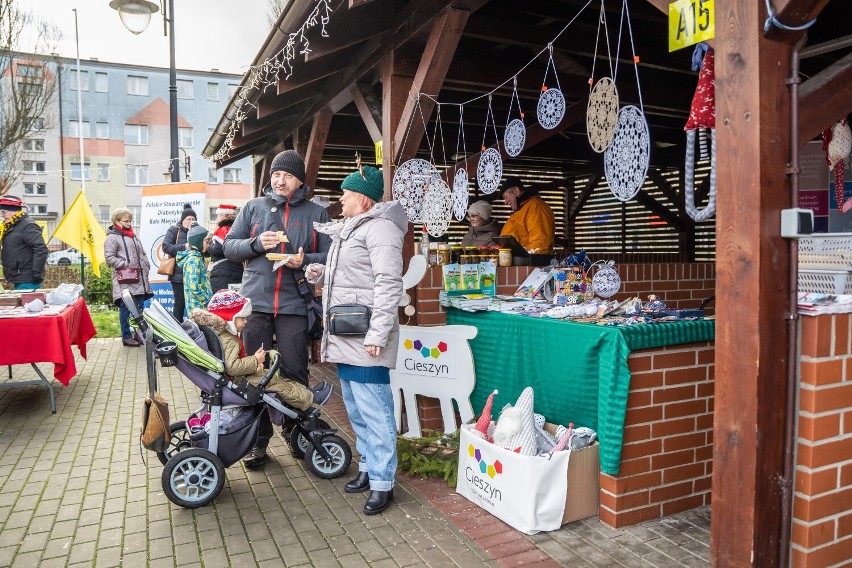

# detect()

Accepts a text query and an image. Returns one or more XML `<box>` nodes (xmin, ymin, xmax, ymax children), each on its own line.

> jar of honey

<box><xmin>437</xmin><ymin>244</ymin><xmax>451</xmax><ymax>266</ymax></box>
<box><xmin>498</xmin><ymin>248</ymin><xmax>512</xmax><ymax>267</ymax></box>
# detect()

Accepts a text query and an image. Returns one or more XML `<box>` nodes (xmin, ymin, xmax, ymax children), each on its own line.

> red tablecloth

<box><xmin>0</xmin><ymin>298</ymin><xmax>97</xmax><ymax>386</ymax></box>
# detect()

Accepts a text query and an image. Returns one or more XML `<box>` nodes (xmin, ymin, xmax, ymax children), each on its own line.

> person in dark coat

<box><xmin>0</xmin><ymin>195</ymin><xmax>48</xmax><ymax>290</ymax></box>
<box><xmin>104</xmin><ymin>208</ymin><xmax>153</xmax><ymax>346</ymax></box>
<box><xmin>207</xmin><ymin>204</ymin><xmax>243</xmax><ymax>293</ymax></box>
<box><xmin>161</xmin><ymin>203</ymin><xmax>196</xmax><ymax>321</ymax></box>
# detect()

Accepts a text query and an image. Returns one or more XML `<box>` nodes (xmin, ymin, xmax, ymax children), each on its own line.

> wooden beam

<box><xmin>304</xmin><ymin>0</ymin><xmax>390</xmax><ymax>61</ymax></box>
<box><xmin>568</xmin><ymin>174</ymin><xmax>599</xmax><ymax>220</ymax></box>
<box><xmin>304</xmin><ymin>108</ymin><xmax>333</xmax><ymax>192</ymax></box>
<box><xmin>763</xmin><ymin>0</ymin><xmax>831</xmax><ymax>40</ymax></box>
<box><xmin>634</xmin><ymin>190</ymin><xmax>684</xmax><ymax>230</ymax></box>
<box><xmin>797</xmin><ymin>50</ymin><xmax>852</xmax><ymax>147</ymax></box>
<box><xmin>382</xmin><ymin>50</ymin><xmax>414</xmax><ymax>201</ymax></box>
<box><xmin>712</xmin><ymin>1</ymin><xmax>794</xmax><ymax>565</ymax></box>
<box><xmin>393</xmin><ymin>7</ymin><xmax>471</xmax><ymax>162</ymax></box>
<box><xmin>350</xmin><ymin>82</ymin><xmax>383</xmax><ymax>143</ymax></box>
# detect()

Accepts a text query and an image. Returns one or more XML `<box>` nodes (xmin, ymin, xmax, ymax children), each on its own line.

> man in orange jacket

<box><xmin>499</xmin><ymin>176</ymin><xmax>555</xmax><ymax>253</ymax></box>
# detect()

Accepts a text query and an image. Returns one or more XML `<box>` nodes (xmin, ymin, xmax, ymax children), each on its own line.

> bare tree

<box><xmin>0</xmin><ymin>0</ymin><xmax>62</xmax><ymax>195</ymax></box>
<box><xmin>266</xmin><ymin>0</ymin><xmax>290</xmax><ymax>27</ymax></box>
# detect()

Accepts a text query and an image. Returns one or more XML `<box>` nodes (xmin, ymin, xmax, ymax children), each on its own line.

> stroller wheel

<box><xmin>157</xmin><ymin>421</ymin><xmax>192</xmax><ymax>465</ymax></box>
<box><xmin>305</xmin><ymin>434</ymin><xmax>352</xmax><ymax>479</ymax></box>
<box><xmin>161</xmin><ymin>448</ymin><xmax>225</xmax><ymax>508</ymax></box>
<box><xmin>288</xmin><ymin>418</ymin><xmax>331</xmax><ymax>459</ymax></box>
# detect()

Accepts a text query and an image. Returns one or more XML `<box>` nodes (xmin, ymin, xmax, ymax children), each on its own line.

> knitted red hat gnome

<box><xmin>473</xmin><ymin>389</ymin><xmax>498</xmax><ymax>441</ymax></box>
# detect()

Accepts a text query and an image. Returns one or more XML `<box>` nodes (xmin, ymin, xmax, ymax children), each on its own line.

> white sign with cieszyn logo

<box><xmin>390</xmin><ymin>325</ymin><xmax>478</xmax><ymax>437</ymax></box>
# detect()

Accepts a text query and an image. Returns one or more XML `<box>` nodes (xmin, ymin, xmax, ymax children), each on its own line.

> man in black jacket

<box><xmin>0</xmin><ymin>196</ymin><xmax>48</xmax><ymax>290</ymax></box>
<box><xmin>225</xmin><ymin>150</ymin><xmax>331</xmax><ymax>468</ymax></box>
<box><xmin>207</xmin><ymin>204</ymin><xmax>243</xmax><ymax>293</ymax></box>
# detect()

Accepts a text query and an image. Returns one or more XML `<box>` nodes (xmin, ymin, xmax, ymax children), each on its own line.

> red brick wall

<box><xmin>598</xmin><ymin>342</ymin><xmax>715</xmax><ymax>528</ymax></box>
<box><xmin>415</xmin><ymin>263</ymin><xmax>716</xmax><ymax>326</ymax></box>
<box><xmin>792</xmin><ymin>314</ymin><xmax>852</xmax><ymax>567</ymax></box>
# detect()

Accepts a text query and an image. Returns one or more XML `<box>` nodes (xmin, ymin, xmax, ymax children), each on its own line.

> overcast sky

<box><xmin>22</xmin><ymin>0</ymin><xmax>271</xmax><ymax>75</ymax></box>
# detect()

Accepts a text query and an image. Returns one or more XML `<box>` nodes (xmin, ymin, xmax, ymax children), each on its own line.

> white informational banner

<box><xmin>390</xmin><ymin>324</ymin><xmax>478</xmax><ymax>437</ymax></box>
<box><xmin>138</xmin><ymin>181</ymin><xmax>207</xmax><ymax>313</ymax></box>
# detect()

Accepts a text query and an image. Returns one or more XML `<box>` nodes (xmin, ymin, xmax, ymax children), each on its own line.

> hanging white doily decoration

<box><xmin>587</xmin><ymin>77</ymin><xmax>619</xmax><ymax>153</ymax></box>
<box><xmin>421</xmin><ymin>178</ymin><xmax>453</xmax><ymax>237</ymax></box>
<box><xmin>504</xmin><ymin>119</ymin><xmax>526</xmax><ymax>157</ymax></box>
<box><xmin>592</xmin><ymin>261</ymin><xmax>621</xmax><ymax>299</ymax></box>
<box><xmin>537</xmin><ymin>88</ymin><xmax>565</xmax><ymax>130</ymax></box>
<box><xmin>392</xmin><ymin>158</ymin><xmax>439</xmax><ymax>222</ymax></box>
<box><xmin>477</xmin><ymin>148</ymin><xmax>503</xmax><ymax>194</ymax></box>
<box><xmin>452</xmin><ymin>168</ymin><xmax>469</xmax><ymax>221</ymax></box>
<box><xmin>604</xmin><ymin>105</ymin><xmax>650</xmax><ymax>202</ymax></box>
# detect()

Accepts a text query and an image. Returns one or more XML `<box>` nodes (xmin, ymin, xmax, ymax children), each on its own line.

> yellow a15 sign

<box><xmin>669</xmin><ymin>0</ymin><xmax>714</xmax><ymax>52</ymax></box>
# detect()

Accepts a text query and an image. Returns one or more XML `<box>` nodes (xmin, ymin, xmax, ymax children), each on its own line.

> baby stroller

<box><xmin>123</xmin><ymin>290</ymin><xmax>351</xmax><ymax>508</ymax></box>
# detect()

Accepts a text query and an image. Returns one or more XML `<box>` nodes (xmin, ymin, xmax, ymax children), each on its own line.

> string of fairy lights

<box><xmin>209</xmin><ymin>0</ymin><xmax>333</xmax><ymax>163</ymax></box>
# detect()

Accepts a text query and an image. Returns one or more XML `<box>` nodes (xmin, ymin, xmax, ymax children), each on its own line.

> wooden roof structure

<box><xmin>205</xmin><ymin>1</ymin><xmax>852</xmax><ymax>565</ymax></box>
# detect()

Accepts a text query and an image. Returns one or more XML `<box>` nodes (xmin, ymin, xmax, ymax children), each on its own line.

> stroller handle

<box><xmin>258</xmin><ymin>352</ymin><xmax>282</xmax><ymax>389</ymax></box>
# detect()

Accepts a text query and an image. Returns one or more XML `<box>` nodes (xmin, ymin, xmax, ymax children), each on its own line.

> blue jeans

<box><xmin>13</xmin><ymin>283</ymin><xmax>39</xmax><ymax>290</ymax></box>
<box><xmin>339</xmin><ymin>378</ymin><xmax>397</xmax><ymax>492</ymax></box>
<box><xmin>119</xmin><ymin>295</ymin><xmax>143</xmax><ymax>339</ymax></box>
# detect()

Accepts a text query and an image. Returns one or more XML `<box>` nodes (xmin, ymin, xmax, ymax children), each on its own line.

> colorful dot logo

<box><xmin>467</xmin><ymin>444</ymin><xmax>502</xmax><ymax>478</ymax></box>
<box><xmin>403</xmin><ymin>339</ymin><xmax>448</xmax><ymax>359</ymax></box>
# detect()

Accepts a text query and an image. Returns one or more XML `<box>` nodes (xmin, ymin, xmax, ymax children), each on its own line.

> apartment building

<box><xmin>3</xmin><ymin>53</ymin><xmax>253</xmax><ymax>225</ymax></box>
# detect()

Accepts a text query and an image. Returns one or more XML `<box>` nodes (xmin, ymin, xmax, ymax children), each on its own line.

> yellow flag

<box><xmin>52</xmin><ymin>191</ymin><xmax>107</xmax><ymax>277</ymax></box>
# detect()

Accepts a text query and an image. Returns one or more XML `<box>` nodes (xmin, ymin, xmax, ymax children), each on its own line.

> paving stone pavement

<box><xmin>0</xmin><ymin>337</ymin><xmax>710</xmax><ymax>567</ymax></box>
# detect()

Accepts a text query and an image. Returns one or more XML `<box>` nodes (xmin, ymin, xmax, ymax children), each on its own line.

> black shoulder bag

<box><xmin>324</xmin><ymin>233</ymin><xmax>371</xmax><ymax>337</ymax></box>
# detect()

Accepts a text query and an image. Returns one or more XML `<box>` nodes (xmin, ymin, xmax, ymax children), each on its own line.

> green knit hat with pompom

<box><xmin>341</xmin><ymin>166</ymin><xmax>384</xmax><ymax>202</ymax></box>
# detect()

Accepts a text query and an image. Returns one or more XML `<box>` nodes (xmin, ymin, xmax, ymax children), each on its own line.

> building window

<box><xmin>129</xmin><ymin>206</ymin><xmax>141</xmax><ymax>220</ymax></box>
<box><xmin>31</xmin><ymin>204</ymin><xmax>48</xmax><ymax>216</ymax></box>
<box><xmin>23</xmin><ymin>161</ymin><xmax>46</xmax><ymax>173</ymax></box>
<box><xmin>23</xmin><ymin>182</ymin><xmax>46</xmax><ymax>195</ymax></box>
<box><xmin>98</xmin><ymin>205</ymin><xmax>111</xmax><ymax>221</ymax></box>
<box><xmin>71</xmin><ymin>69</ymin><xmax>88</xmax><ymax>91</ymax></box>
<box><xmin>22</xmin><ymin>139</ymin><xmax>45</xmax><ymax>152</ymax></box>
<box><xmin>228</xmin><ymin>84</ymin><xmax>239</xmax><ymax>97</ymax></box>
<box><xmin>71</xmin><ymin>162</ymin><xmax>91</xmax><ymax>180</ymax></box>
<box><xmin>95</xmin><ymin>72</ymin><xmax>108</xmax><ymax>92</ymax></box>
<box><xmin>28</xmin><ymin>117</ymin><xmax>44</xmax><ymax>131</ymax></box>
<box><xmin>124</xmin><ymin>124</ymin><xmax>148</xmax><ymax>145</ymax></box>
<box><xmin>127</xmin><ymin>75</ymin><xmax>148</xmax><ymax>96</ymax></box>
<box><xmin>178</xmin><ymin>127</ymin><xmax>193</xmax><ymax>148</ymax></box>
<box><xmin>19</xmin><ymin>81</ymin><xmax>42</xmax><ymax>96</ymax></box>
<box><xmin>223</xmin><ymin>168</ymin><xmax>240</xmax><ymax>183</ymax></box>
<box><xmin>69</xmin><ymin>120</ymin><xmax>90</xmax><ymax>138</ymax></box>
<box><xmin>206</xmin><ymin>82</ymin><xmax>218</xmax><ymax>101</ymax></box>
<box><xmin>126</xmin><ymin>164</ymin><xmax>149</xmax><ymax>186</ymax></box>
<box><xmin>209</xmin><ymin>206</ymin><xmax>218</xmax><ymax>219</ymax></box>
<box><xmin>176</xmin><ymin>79</ymin><xmax>193</xmax><ymax>99</ymax></box>
<box><xmin>97</xmin><ymin>164</ymin><xmax>110</xmax><ymax>181</ymax></box>
<box><xmin>208</xmin><ymin>166</ymin><xmax>218</xmax><ymax>183</ymax></box>
<box><xmin>95</xmin><ymin>121</ymin><xmax>109</xmax><ymax>139</ymax></box>
<box><xmin>17</xmin><ymin>64</ymin><xmax>43</xmax><ymax>78</ymax></box>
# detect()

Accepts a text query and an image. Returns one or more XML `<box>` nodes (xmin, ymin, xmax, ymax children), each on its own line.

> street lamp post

<box><xmin>109</xmin><ymin>0</ymin><xmax>180</xmax><ymax>183</ymax></box>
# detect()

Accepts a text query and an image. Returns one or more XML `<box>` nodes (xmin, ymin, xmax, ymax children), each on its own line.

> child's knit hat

<box><xmin>207</xmin><ymin>289</ymin><xmax>252</xmax><ymax>334</ymax></box>
<box><xmin>187</xmin><ymin>223</ymin><xmax>209</xmax><ymax>250</ymax></box>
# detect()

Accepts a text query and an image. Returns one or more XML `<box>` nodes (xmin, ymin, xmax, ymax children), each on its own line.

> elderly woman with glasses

<box><xmin>460</xmin><ymin>200</ymin><xmax>500</xmax><ymax>247</ymax></box>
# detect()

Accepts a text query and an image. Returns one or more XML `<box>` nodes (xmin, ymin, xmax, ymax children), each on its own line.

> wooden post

<box><xmin>712</xmin><ymin>3</ymin><xmax>793</xmax><ymax>566</ymax></box>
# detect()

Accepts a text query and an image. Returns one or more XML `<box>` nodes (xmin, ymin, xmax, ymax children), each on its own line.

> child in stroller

<box><xmin>124</xmin><ymin>290</ymin><xmax>351</xmax><ymax>509</ymax></box>
<box><xmin>190</xmin><ymin>289</ymin><xmax>333</xmax><ymax>412</ymax></box>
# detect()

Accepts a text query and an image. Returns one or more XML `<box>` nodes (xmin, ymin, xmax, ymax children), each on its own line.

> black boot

<box><xmin>363</xmin><ymin>489</ymin><xmax>393</xmax><ymax>515</ymax></box>
<box><xmin>345</xmin><ymin>472</ymin><xmax>370</xmax><ymax>493</ymax></box>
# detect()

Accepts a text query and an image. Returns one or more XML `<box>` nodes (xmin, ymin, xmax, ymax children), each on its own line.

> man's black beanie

<box><xmin>269</xmin><ymin>150</ymin><xmax>306</xmax><ymax>182</ymax></box>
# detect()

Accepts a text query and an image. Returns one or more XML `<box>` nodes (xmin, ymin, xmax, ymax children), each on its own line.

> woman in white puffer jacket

<box><xmin>306</xmin><ymin>165</ymin><xmax>406</xmax><ymax>516</ymax></box>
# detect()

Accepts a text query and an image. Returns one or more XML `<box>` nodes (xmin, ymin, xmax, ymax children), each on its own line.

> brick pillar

<box><xmin>791</xmin><ymin>314</ymin><xmax>852</xmax><ymax>567</ymax></box>
<box><xmin>599</xmin><ymin>342</ymin><xmax>715</xmax><ymax>528</ymax></box>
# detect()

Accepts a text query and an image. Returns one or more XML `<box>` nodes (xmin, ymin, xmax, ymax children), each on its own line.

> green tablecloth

<box><xmin>445</xmin><ymin>310</ymin><xmax>715</xmax><ymax>475</ymax></box>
